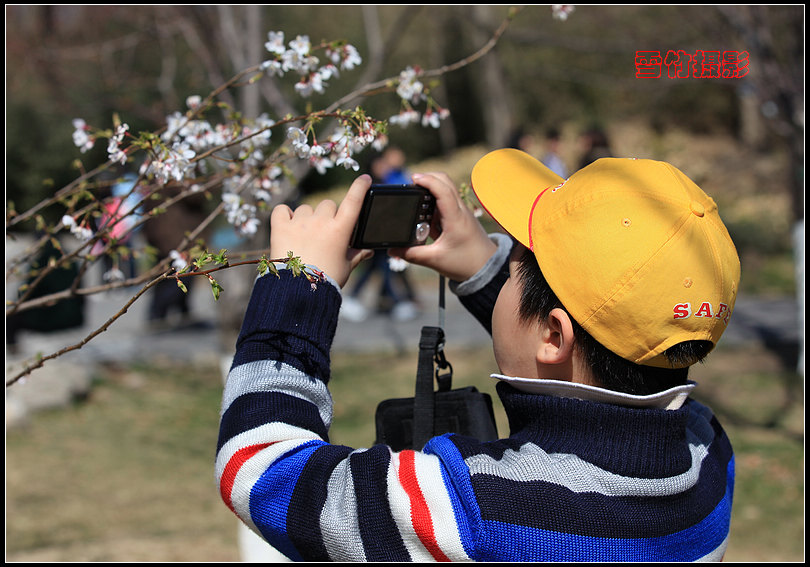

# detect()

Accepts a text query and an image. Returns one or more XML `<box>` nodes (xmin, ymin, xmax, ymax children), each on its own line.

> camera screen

<box><xmin>363</xmin><ymin>193</ymin><xmax>422</xmax><ymax>244</ymax></box>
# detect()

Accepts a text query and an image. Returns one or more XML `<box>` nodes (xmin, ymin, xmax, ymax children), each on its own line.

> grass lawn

<box><xmin>5</xmin><ymin>340</ymin><xmax>804</xmax><ymax>561</ymax></box>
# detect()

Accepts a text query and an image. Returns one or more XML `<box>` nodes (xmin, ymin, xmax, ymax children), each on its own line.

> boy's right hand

<box><xmin>391</xmin><ymin>172</ymin><xmax>496</xmax><ymax>282</ymax></box>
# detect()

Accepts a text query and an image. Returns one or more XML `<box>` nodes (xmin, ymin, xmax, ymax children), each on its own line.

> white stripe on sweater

<box><xmin>222</xmin><ymin>360</ymin><xmax>333</xmax><ymax>429</ymax></box>
<box><xmin>215</xmin><ymin>421</ymin><xmax>321</xmax><ymax>482</ymax></box>
<box><xmin>411</xmin><ymin>450</ymin><xmax>471</xmax><ymax>560</ymax></box>
<box><xmin>464</xmin><ymin>404</ymin><xmax>716</xmax><ymax>497</ymax></box>
<box><xmin>320</xmin><ymin>451</ymin><xmax>367</xmax><ymax>562</ymax></box>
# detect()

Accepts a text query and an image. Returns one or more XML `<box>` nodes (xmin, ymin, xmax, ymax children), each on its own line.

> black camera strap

<box><xmin>412</xmin><ymin>276</ymin><xmax>453</xmax><ymax>449</ymax></box>
<box><xmin>374</xmin><ymin>275</ymin><xmax>498</xmax><ymax>451</ymax></box>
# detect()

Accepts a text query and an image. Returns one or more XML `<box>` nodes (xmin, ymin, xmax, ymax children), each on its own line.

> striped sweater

<box><xmin>216</xmin><ymin>253</ymin><xmax>734</xmax><ymax>562</ymax></box>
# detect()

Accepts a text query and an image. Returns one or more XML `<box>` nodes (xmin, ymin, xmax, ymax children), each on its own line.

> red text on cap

<box><xmin>673</xmin><ymin>302</ymin><xmax>731</xmax><ymax>324</ymax></box>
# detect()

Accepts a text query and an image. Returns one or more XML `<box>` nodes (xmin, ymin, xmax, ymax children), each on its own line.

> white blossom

<box><xmin>221</xmin><ymin>192</ymin><xmax>241</xmax><ymax>208</ymax></box>
<box><xmin>105</xmin><ymin>123</ymin><xmax>130</xmax><ymax>164</ymax></box>
<box><xmin>239</xmin><ymin>216</ymin><xmax>260</xmax><ymax>236</ymax></box>
<box><xmin>340</xmin><ymin>45</ymin><xmax>362</xmax><ymax>70</ymax></box>
<box><xmin>72</xmin><ymin>118</ymin><xmax>95</xmax><ymax>152</ymax></box>
<box><xmin>295</xmin><ymin>73</ymin><xmax>325</xmax><ymax>97</ymax></box>
<box><xmin>335</xmin><ymin>153</ymin><xmax>360</xmax><ymax>171</ymax></box>
<box><xmin>282</xmin><ymin>36</ymin><xmax>318</xmax><ymax>75</ymax></box>
<box><xmin>62</xmin><ymin>213</ymin><xmax>93</xmax><ymax>241</ymax></box>
<box><xmin>326</xmin><ymin>44</ymin><xmax>362</xmax><ymax>71</ymax></box>
<box><xmin>261</xmin><ymin>59</ymin><xmax>284</xmax><ymax>77</ymax></box>
<box><xmin>288</xmin><ymin>35</ymin><xmax>311</xmax><ymax>57</ymax></box>
<box><xmin>162</xmin><ymin>111</ymin><xmax>185</xmax><ymax>143</ymax></box>
<box><xmin>253</xmin><ymin>188</ymin><xmax>272</xmax><ymax>202</ymax></box>
<box><xmin>311</xmin><ymin>156</ymin><xmax>334</xmax><ymax>174</ymax></box>
<box><xmin>396</xmin><ymin>66</ymin><xmax>424</xmax><ymax>104</ymax></box>
<box><xmin>388</xmin><ymin>257</ymin><xmax>409</xmax><ymax>272</ymax></box>
<box><xmin>371</xmin><ymin>135</ymin><xmax>389</xmax><ymax>153</ymax></box>
<box><xmin>308</xmin><ymin>143</ymin><xmax>326</xmax><ymax>158</ymax></box>
<box><xmin>145</xmin><ymin>142</ymin><xmax>196</xmax><ymax>185</ymax></box>
<box><xmin>552</xmin><ymin>5</ymin><xmax>575</xmax><ymax>21</ymax></box>
<box><xmin>264</xmin><ymin>31</ymin><xmax>285</xmax><ymax>55</ymax></box>
<box><xmin>169</xmin><ymin>250</ymin><xmax>188</xmax><ymax>272</ymax></box>
<box><xmin>102</xmin><ymin>267</ymin><xmax>126</xmax><ymax>283</ymax></box>
<box><xmin>389</xmin><ymin>110</ymin><xmax>421</xmax><ymax>127</ymax></box>
<box><xmin>287</xmin><ymin>127</ymin><xmax>311</xmax><ymax>158</ymax></box>
<box><xmin>108</xmin><ymin>146</ymin><xmax>127</xmax><ymax>165</ymax></box>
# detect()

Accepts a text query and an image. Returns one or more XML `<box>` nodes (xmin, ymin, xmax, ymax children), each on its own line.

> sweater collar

<box><xmin>494</xmin><ymin>381</ymin><xmax>695</xmax><ymax>477</ymax></box>
<box><xmin>491</xmin><ymin>375</ymin><xmax>694</xmax><ymax>410</ymax></box>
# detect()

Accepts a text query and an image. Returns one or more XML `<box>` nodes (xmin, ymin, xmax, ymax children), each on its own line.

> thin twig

<box><xmin>5</xmin><ymin>8</ymin><xmax>522</xmax><ymax>385</ymax></box>
<box><xmin>325</xmin><ymin>6</ymin><xmax>523</xmax><ymax>113</ymax></box>
<box><xmin>6</xmin><ymin>272</ymin><xmax>169</xmax><ymax>386</ymax></box>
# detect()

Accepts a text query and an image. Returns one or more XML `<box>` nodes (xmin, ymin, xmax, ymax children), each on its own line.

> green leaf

<box><xmin>210</xmin><ymin>278</ymin><xmax>224</xmax><ymax>301</ymax></box>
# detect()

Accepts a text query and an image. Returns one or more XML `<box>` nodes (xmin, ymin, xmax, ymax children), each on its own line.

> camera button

<box><xmin>415</xmin><ymin>222</ymin><xmax>430</xmax><ymax>242</ymax></box>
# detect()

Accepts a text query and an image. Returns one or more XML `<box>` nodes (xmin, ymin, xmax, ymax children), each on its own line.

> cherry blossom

<box><xmin>102</xmin><ymin>267</ymin><xmax>126</xmax><ymax>283</ymax></box>
<box><xmin>71</xmin><ymin>118</ymin><xmax>95</xmax><ymax>153</ymax></box>
<box><xmin>169</xmin><ymin>250</ymin><xmax>189</xmax><ymax>272</ymax></box>
<box><xmin>264</xmin><ymin>31</ymin><xmax>286</xmax><ymax>56</ymax></box>
<box><xmin>326</xmin><ymin>43</ymin><xmax>362</xmax><ymax>71</ymax></box>
<box><xmin>395</xmin><ymin>66</ymin><xmax>424</xmax><ymax>104</ymax></box>
<box><xmin>552</xmin><ymin>5</ymin><xmax>575</xmax><ymax>21</ymax></box>
<box><xmin>61</xmin><ymin>214</ymin><xmax>93</xmax><ymax>242</ymax></box>
<box><xmin>389</xmin><ymin>109</ymin><xmax>421</xmax><ymax>127</ymax></box>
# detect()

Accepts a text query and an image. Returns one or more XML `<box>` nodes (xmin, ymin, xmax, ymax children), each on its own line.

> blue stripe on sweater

<box><xmin>473</xmin><ymin>459</ymin><xmax>733</xmax><ymax>562</ymax></box>
<box><xmin>425</xmin><ymin>435</ymin><xmax>482</xmax><ymax>558</ymax></box>
<box><xmin>249</xmin><ymin>439</ymin><xmax>326</xmax><ymax>561</ymax></box>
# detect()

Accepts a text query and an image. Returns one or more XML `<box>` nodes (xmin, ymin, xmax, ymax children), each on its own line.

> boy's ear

<box><xmin>536</xmin><ymin>308</ymin><xmax>576</xmax><ymax>365</ymax></box>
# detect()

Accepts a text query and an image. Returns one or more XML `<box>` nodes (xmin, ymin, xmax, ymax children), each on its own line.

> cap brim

<box><xmin>471</xmin><ymin>149</ymin><xmax>565</xmax><ymax>248</ymax></box>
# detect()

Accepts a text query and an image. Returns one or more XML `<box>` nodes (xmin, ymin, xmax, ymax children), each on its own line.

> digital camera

<box><xmin>351</xmin><ymin>184</ymin><xmax>436</xmax><ymax>249</ymax></box>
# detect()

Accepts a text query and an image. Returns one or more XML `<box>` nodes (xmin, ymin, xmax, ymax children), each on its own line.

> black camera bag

<box><xmin>374</xmin><ymin>325</ymin><xmax>498</xmax><ymax>451</ymax></box>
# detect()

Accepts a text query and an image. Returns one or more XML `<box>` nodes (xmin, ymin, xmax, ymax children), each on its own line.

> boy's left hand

<box><xmin>270</xmin><ymin>174</ymin><xmax>374</xmax><ymax>288</ymax></box>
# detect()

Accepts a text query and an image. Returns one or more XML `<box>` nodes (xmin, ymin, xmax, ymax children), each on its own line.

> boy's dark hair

<box><xmin>514</xmin><ymin>245</ymin><xmax>713</xmax><ymax>396</ymax></box>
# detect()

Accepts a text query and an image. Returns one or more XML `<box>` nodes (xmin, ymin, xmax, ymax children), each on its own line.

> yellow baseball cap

<box><xmin>471</xmin><ymin>148</ymin><xmax>740</xmax><ymax>368</ymax></box>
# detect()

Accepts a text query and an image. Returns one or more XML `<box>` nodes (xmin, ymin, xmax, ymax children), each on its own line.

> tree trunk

<box><xmin>466</xmin><ymin>5</ymin><xmax>513</xmax><ymax>148</ymax></box>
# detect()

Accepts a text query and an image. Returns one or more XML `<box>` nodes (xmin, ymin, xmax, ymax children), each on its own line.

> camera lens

<box><xmin>414</xmin><ymin>222</ymin><xmax>430</xmax><ymax>243</ymax></box>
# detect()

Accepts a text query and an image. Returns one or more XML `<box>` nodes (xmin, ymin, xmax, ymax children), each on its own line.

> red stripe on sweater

<box><xmin>398</xmin><ymin>450</ymin><xmax>451</xmax><ymax>561</ymax></box>
<box><xmin>220</xmin><ymin>443</ymin><xmax>273</xmax><ymax>513</ymax></box>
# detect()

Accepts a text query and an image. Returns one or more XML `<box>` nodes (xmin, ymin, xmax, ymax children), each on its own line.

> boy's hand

<box><xmin>270</xmin><ymin>174</ymin><xmax>374</xmax><ymax>288</ymax></box>
<box><xmin>391</xmin><ymin>172</ymin><xmax>496</xmax><ymax>282</ymax></box>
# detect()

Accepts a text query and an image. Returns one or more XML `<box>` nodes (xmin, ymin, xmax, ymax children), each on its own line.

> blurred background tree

<box><xmin>6</xmin><ymin>5</ymin><xmax>802</xmax><ymax>216</ymax></box>
<box><xmin>6</xmin><ymin>5</ymin><xmax>803</xmax><ymax>328</ymax></box>
<box><xmin>6</xmin><ymin>4</ymin><xmax>804</xmax><ymax>297</ymax></box>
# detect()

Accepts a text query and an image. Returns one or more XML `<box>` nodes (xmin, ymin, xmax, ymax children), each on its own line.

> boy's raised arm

<box><xmin>269</xmin><ymin>174</ymin><xmax>374</xmax><ymax>288</ymax></box>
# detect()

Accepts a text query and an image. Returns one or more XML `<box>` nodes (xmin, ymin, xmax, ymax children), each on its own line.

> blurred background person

<box><xmin>143</xmin><ymin>187</ymin><xmax>209</xmax><ymax>330</ymax></box>
<box><xmin>6</xmin><ymin>234</ymin><xmax>86</xmax><ymax>354</ymax></box>
<box><xmin>541</xmin><ymin>127</ymin><xmax>568</xmax><ymax>178</ymax></box>
<box><xmin>340</xmin><ymin>147</ymin><xmax>420</xmax><ymax>322</ymax></box>
<box><xmin>92</xmin><ymin>172</ymin><xmax>143</xmax><ymax>283</ymax></box>
<box><xmin>579</xmin><ymin>126</ymin><xmax>613</xmax><ymax>168</ymax></box>
<box><xmin>506</xmin><ymin>127</ymin><xmax>539</xmax><ymax>156</ymax></box>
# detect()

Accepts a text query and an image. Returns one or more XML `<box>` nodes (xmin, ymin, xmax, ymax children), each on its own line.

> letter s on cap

<box><xmin>673</xmin><ymin>303</ymin><xmax>691</xmax><ymax>320</ymax></box>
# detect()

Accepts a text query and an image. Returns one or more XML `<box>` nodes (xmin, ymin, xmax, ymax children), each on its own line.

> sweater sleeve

<box><xmin>449</xmin><ymin>232</ymin><xmax>513</xmax><ymax>334</ymax></box>
<box><xmin>215</xmin><ymin>268</ymin><xmax>476</xmax><ymax>562</ymax></box>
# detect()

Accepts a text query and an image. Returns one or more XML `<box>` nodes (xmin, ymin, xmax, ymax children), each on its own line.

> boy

<box><xmin>216</xmin><ymin>148</ymin><xmax>739</xmax><ymax>561</ymax></box>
